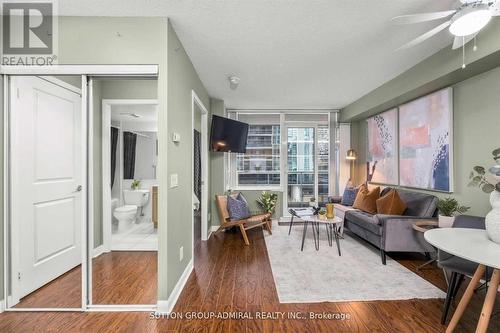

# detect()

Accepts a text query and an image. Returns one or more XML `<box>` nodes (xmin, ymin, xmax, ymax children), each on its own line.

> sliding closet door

<box><xmin>8</xmin><ymin>76</ymin><xmax>84</xmax><ymax>309</ymax></box>
<box><xmin>89</xmin><ymin>77</ymin><xmax>159</xmax><ymax>306</ymax></box>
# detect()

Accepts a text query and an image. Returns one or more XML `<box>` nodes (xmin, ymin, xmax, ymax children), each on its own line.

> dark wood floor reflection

<box><xmin>92</xmin><ymin>251</ymin><xmax>157</xmax><ymax>305</ymax></box>
<box><xmin>1</xmin><ymin>227</ymin><xmax>498</xmax><ymax>332</ymax></box>
<box><xmin>13</xmin><ymin>251</ymin><xmax>157</xmax><ymax>309</ymax></box>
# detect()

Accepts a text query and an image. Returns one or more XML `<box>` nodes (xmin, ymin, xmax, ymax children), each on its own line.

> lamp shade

<box><xmin>346</xmin><ymin>149</ymin><xmax>357</xmax><ymax>160</ymax></box>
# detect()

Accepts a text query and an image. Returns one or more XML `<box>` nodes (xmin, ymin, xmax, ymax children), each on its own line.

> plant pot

<box><xmin>438</xmin><ymin>215</ymin><xmax>455</xmax><ymax>228</ymax></box>
<box><xmin>485</xmin><ymin>190</ymin><xmax>500</xmax><ymax>244</ymax></box>
<box><xmin>326</xmin><ymin>203</ymin><xmax>334</xmax><ymax>219</ymax></box>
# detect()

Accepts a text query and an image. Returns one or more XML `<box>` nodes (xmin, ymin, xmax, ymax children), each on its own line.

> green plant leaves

<box><xmin>492</xmin><ymin>147</ymin><xmax>500</xmax><ymax>158</ymax></box>
<box><xmin>482</xmin><ymin>183</ymin><xmax>495</xmax><ymax>193</ymax></box>
<box><xmin>473</xmin><ymin>166</ymin><xmax>486</xmax><ymax>175</ymax></box>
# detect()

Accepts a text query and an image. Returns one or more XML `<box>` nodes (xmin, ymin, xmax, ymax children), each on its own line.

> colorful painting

<box><xmin>366</xmin><ymin>108</ymin><xmax>398</xmax><ymax>185</ymax></box>
<box><xmin>399</xmin><ymin>88</ymin><xmax>453</xmax><ymax>192</ymax></box>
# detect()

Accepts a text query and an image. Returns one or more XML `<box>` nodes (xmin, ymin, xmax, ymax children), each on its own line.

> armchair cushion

<box><xmin>227</xmin><ymin>193</ymin><xmax>251</xmax><ymax>221</ymax></box>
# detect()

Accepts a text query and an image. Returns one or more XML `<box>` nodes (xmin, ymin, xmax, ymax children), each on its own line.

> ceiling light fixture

<box><xmin>228</xmin><ymin>75</ymin><xmax>240</xmax><ymax>90</ymax></box>
<box><xmin>449</xmin><ymin>4</ymin><xmax>492</xmax><ymax>37</ymax></box>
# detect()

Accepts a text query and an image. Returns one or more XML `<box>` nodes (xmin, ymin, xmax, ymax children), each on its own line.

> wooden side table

<box><xmin>412</xmin><ymin>220</ymin><xmax>439</xmax><ymax>271</ymax></box>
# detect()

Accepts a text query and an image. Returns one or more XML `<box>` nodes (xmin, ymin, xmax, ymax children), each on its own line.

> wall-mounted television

<box><xmin>210</xmin><ymin>115</ymin><xmax>249</xmax><ymax>153</ymax></box>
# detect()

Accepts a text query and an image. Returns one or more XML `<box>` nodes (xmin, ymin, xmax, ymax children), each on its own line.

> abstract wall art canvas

<box><xmin>399</xmin><ymin>88</ymin><xmax>453</xmax><ymax>192</ymax></box>
<box><xmin>366</xmin><ymin>108</ymin><xmax>398</xmax><ymax>185</ymax></box>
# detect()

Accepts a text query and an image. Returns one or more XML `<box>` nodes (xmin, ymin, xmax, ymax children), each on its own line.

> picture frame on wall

<box><xmin>366</xmin><ymin>108</ymin><xmax>398</xmax><ymax>186</ymax></box>
<box><xmin>398</xmin><ymin>88</ymin><xmax>453</xmax><ymax>192</ymax></box>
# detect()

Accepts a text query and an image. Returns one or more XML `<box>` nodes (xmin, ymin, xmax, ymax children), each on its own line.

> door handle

<box><xmin>74</xmin><ymin>185</ymin><xmax>82</xmax><ymax>193</ymax></box>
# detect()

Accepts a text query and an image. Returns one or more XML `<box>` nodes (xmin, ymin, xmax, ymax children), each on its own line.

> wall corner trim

<box><xmin>166</xmin><ymin>259</ymin><xmax>194</xmax><ymax>313</ymax></box>
<box><xmin>92</xmin><ymin>245</ymin><xmax>108</xmax><ymax>258</ymax></box>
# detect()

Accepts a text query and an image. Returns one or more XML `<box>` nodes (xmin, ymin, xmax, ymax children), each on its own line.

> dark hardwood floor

<box><xmin>1</xmin><ymin>226</ymin><xmax>498</xmax><ymax>332</ymax></box>
<box><xmin>13</xmin><ymin>251</ymin><xmax>157</xmax><ymax>308</ymax></box>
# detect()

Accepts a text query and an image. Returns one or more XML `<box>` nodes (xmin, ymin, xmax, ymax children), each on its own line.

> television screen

<box><xmin>210</xmin><ymin>115</ymin><xmax>249</xmax><ymax>153</ymax></box>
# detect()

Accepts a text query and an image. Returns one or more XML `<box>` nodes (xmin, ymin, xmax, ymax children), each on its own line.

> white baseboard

<box><xmin>92</xmin><ymin>245</ymin><xmax>108</xmax><ymax>258</ymax></box>
<box><xmin>211</xmin><ymin>225</ymin><xmax>219</xmax><ymax>232</ymax></box>
<box><xmin>0</xmin><ymin>299</ymin><xmax>4</xmax><ymax>313</ymax></box>
<box><xmin>162</xmin><ymin>259</ymin><xmax>193</xmax><ymax>314</ymax></box>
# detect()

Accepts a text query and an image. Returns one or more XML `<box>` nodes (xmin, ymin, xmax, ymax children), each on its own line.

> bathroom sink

<box><xmin>123</xmin><ymin>189</ymin><xmax>150</xmax><ymax>207</ymax></box>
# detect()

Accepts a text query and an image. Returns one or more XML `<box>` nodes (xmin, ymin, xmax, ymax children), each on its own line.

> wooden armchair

<box><xmin>215</xmin><ymin>194</ymin><xmax>272</xmax><ymax>245</ymax></box>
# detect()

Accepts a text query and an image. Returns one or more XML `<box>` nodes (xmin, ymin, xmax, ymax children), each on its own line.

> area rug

<box><xmin>264</xmin><ymin>225</ymin><xmax>446</xmax><ymax>303</ymax></box>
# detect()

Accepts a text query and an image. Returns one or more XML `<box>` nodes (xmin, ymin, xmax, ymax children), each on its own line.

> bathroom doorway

<box><xmin>102</xmin><ymin>98</ymin><xmax>159</xmax><ymax>252</ymax></box>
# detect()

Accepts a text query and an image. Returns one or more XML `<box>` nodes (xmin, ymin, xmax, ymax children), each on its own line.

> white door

<box><xmin>10</xmin><ymin>76</ymin><xmax>83</xmax><ymax>302</ymax></box>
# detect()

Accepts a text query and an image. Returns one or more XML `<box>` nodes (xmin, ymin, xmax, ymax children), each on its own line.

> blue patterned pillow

<box><xmin>227</xmin><ymin>193</ymin><xmax>251</xmax><ymax>221</ymax></box>
<box><xmin>341</xmin><ymin>187</ymin><xmax>359</xmax><ymax>206</ymax></box>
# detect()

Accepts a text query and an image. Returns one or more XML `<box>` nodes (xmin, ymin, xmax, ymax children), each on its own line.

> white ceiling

<box><xmin>111</xmin><ymin>104</ymin><xmax>158</xmax><ymax>122</ymax></box>
<box><xmin>60</xmin><ymin>0</ymin><xmax>458</xmax><ymax>109</ymax></box>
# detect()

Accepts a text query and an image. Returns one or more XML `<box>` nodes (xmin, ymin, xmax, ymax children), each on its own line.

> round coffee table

<box><xmin>299</xmin><ymin>215</ymin><xmax>343</xmax><ymax>255</ymax></box>
<box><xmin>412</xmin><ymin>220</ymin><xmax>439</xmax><ymax>271</ymax></box>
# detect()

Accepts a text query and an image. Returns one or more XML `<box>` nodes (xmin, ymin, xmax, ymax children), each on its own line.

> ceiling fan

<box><xmin>393</xmin><ymin>0</ymin><xmax>500</xmax><ymax>50</ymax></box>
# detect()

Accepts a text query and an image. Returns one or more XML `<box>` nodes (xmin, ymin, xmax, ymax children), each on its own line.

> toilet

<box><xmin>113</xmin><ymin>205</ymin><xmax>138</xmax><ymax>233</ymax></box>
<box><xmin>112</xmin><ymin>189</ymin><xmax>150</xmax><ymax>233</ymax></box>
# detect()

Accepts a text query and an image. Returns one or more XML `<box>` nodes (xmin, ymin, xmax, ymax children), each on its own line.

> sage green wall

<box><xmin>0</xmin><ymin>78</ymin><xmax>3</xmax><ymax>301</ymax></box>
<box><xmin>166</xmin><ymin>22</ymin><xmax>211</xmax><ymax>297</ymax></box>
<box><xmin>239</xmin><ymin>191</ymin><xmax>283</xmax><ymax>218</ymax></box>
<box><xmin>58</xmin><ymin>17</ymin><xmax>170</xmax><ymax>300</ymax></box>
<box><xmin>351</xmin><ymin>66</ymin><xmax>500</xmax><ymax>216</ymax></box>
<box><xmin>341</xmin><ymin>20</ymin><xmax>500</xmax><ymax>122</ymax></box>
<box><xmin>93</xmin><ymin>80</ymin><xmax>103</xmax><ymax>248</ymax></box>
<box><xmin>209</xmin><ymin>99</ymin><xmax>225</xmax><ymax>227</ymax></box>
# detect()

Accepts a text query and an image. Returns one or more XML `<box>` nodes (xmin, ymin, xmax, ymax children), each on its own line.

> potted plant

<box><xmin>318</xmin><ymin>208</ymin><xmax>327</xmax><ymax>220</ymax></box>
<box><xmin>256</xmin><ymin>191</ymin><xmax>278</xmax><ymax>215</ymax></box>
<box><xmin>437</xmin><ymin>197</ymin><xmax>470</xmax><ymax>228</ymax></box>
<box><xmin>131</xmin><ymin>179</ymin><xmax>141</xmax><ymax>190</ymax></box>
<box><xmin>468</xmin><ymin>147</ymin><xmax>500</xmax><ymax>243</ymax></box>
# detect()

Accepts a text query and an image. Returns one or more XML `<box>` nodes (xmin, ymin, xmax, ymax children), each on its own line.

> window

<box><xmin>232</xmin><ymin>113</ymin><xmax>281</xmax><ymax>187</ymax></box>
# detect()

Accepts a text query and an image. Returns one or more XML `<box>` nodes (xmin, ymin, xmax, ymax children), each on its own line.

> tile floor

<box><xmin>111</xmin><ymin>219</ymin><xmax>158</xmax><ymax>251</ymax></box>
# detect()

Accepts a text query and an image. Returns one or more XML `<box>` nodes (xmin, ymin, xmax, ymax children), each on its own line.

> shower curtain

<box><xmin>110</xmin><ymin>127</ymin><xmax>119</xmax><ymax>188</ymax></box>
<box><xmin>123</xmin><ymin>131</ymin><xmax>137</xmax><ymax>179</ymax></box>
<box><xmin>193</xmin><ymin>129</ymin><xmax>202</xmax><ymax>203</ymax></box>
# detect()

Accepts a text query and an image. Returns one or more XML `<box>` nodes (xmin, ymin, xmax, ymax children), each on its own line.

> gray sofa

<box><xmin>342</xmin><ymin>187</ymin><xmax>438</xmax><ymax>265</ymax></box>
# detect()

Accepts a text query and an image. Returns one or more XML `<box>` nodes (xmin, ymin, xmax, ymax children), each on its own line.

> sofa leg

<box><xmin>380</xmin><ymin>249</ymin><xmax>387</xmax><ymax>265</ymax></box>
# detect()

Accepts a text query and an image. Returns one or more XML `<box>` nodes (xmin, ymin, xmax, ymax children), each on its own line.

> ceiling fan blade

<box><xmin>452</xmin><ymin>33</ymin><xmax>477</xmax><ymax>49</ymax></box>
<box><xmin>391</xmin><ymin>10</ymin><xmax>456</xmax><ymax>24</ymax></box>
<box><xmin>397</xmin><ymin>20</ymin><xmax>451</xmax><ymax>50</ymax></box>
<box><xmin>491</xmin><ymin>2</ymin><xmax>500</xmax><ymax>16</ymax></box>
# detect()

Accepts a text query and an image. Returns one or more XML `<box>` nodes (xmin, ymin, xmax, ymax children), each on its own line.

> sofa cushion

<box><xmin>352</xmin><ymin>184</ymin><xmax>380</xmax><ymax>214</ymax></box>
<box><xmin>340</xmin><ymin>186</ymin><xmax>359</xmax><ymax>206</ymax></box>
<box><xmin>376</xmin><ymin>189</ymin><xmax>407</xmax><ymax>215</ymax></box>
<box><xmin>345</xmin><ymin>210</ymin><xmax>382</xmax><ymax>235</ymax></box>
<box><xmin>397</xmin><ymin>190</ymin><xmax>438</xmax><ymax>217</ymax></box>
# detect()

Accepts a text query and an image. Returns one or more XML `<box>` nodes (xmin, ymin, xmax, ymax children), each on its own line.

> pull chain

<box><xmin>462</xmin><ymin>36</ymin><xmax>466</xmax><ymax>69</ymax></box>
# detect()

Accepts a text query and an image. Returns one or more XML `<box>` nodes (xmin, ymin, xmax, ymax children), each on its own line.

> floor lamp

<box><xmin>346</xmin><ymin>149</ymin><xmax>357</xmax><ymax>186</ymax></box>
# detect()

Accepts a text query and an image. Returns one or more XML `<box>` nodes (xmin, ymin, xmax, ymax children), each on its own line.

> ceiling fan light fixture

<box><xmin>449</xmin><ymin>4</ymin><xmax>492</xmax><ymax>37</ymax></box>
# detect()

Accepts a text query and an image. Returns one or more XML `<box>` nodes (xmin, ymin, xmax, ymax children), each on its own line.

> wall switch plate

<box><xmin>172</xmin><ymin>132</ymin><xmax>181</xmax><ymax>143</ymax></box>
<box><xmin>170</xmin><ymin>174</ymin><xmax>178</xmax><ymax>188</ymax></box>
<box><xmin>179</xmin><ymin>246</ymin><xmax>184</xmax><ymax>262</ymax></box>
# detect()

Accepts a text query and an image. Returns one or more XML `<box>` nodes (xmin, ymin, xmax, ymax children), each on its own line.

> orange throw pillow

<box><xmin>376</xmin><ymin>189</ymin><xmax>407</xmax><ymax>215</ymax></box>
<box><xmin>352</xmin><ymin>184</ymin><xmax>381</xmax><ymax>214</ymax></box>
